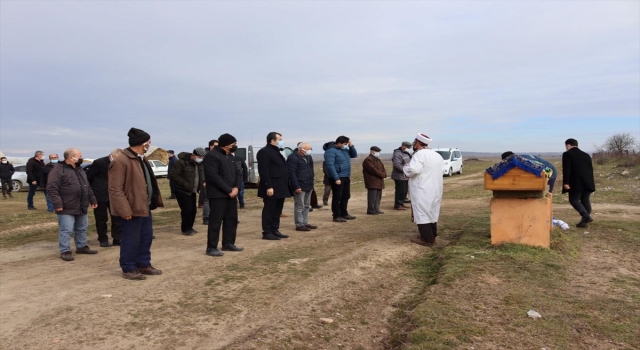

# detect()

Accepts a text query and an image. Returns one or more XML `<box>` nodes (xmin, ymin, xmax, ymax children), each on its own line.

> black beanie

<box><xmin>218</xmin><ymin>133</ymin><xmax>237</xmax><ymax>147</ymax></box>
<box><xmin>128</xmin><ymin>127</ymin><xmax>151</xmax><ymax>146</ymax></box>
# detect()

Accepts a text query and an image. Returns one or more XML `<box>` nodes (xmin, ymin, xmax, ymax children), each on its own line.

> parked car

<box><xmin>434</xmin><ymin>148</ymin><xmax>463</xmax><ymax>176</ymax></box>
<box><xmin>149</xmin><ymin>160</ymin><xmax>168</xmax><ymax>178</ymax></box>
<box><xmin>10</xmin><ymin>165</ymin><xmax>28</xmax><ymax>192</ymax></box>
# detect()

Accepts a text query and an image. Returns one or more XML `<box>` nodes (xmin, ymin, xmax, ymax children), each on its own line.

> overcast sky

<box><xmin>1</xmin><ymin>0</ymin><xmax>639</xmax><ymax>159</ymax></box>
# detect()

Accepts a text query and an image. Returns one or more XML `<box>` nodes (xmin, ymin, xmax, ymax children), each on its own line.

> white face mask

<box><xmin>1</xmin><ymin>161</ymin><xmax>7</xmax><ymax>164</ymax></box>
<box><xmin>195</xmin><ymin>158</ymin><xmax>203</xmax><ymax>163</ymax></box>
<box><xmin>304</xmin><ymin>149</ymin><xmax>312</xmax><ymax>156</ymax></box>
<box><xmin>373</xmin><ymin>152</ymin><xmax>380</xmax><ymax>158</ymax></box>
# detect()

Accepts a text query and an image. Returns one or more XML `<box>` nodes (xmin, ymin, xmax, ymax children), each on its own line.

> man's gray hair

<box><xmin>297</xmin><ymin>142</ymin><xmax>310</xmax><ymax>151</ymax></box>
<box><xmin>34</xmin><ymin>150</ymin><xmax>43</xmax><ymax>157</ymax></box>
<box><xmin>110</xmin><ymin>148</ymin><xmax>123</xmax><ymax>157</ymax></box>
<box><xmin>63</xmin><ymin>148</ymin><xmax>79</xmax><ymax>160</ymax></box>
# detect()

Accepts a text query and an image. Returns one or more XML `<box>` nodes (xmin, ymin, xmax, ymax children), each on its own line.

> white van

<box><xmin>433</xmin><ymin>148</ymin><xmax>463</xmax><ymax>176</ymax></box>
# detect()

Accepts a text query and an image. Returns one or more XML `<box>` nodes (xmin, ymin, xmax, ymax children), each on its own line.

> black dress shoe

<box><xmin>577</xmin><ymin>214</ymin><xmax>593</xmax><ymax>226</ymax></box>
<box><xmin>28</xmin><ymin>206</ymin><xmax>36</xmax><ymax>210</ymax></box>
<box><xmin>342</xmin><ymin>215</ymin><xmax>357</xmax><ymax>220</ymax></box>
<box><xmin>309</xmin><ymin>208</ymin><xmax>313</xmax><ymax>212</ymax></box>
<box><xmin>99</xmin><ymin>241</ymin><xmax>113</xmax><ymax>247</ymax></box>
<box><xmin>333</xmin><ymin>217</ymin><xmax>347</xmax><ymax>222</ymax></box>
<box><xmin>206</xmin><ymin>248</ymin><xmax>224</xmax><ymax>256</ymax></box>
<box><xmin>182</xmin><ymin>229</ymin><xmax>196</xmax><ymax>236</ymax></box>
<box><xmin>367</xmin><ymin>212</ymin><xmax>378</xmax><ymax>215</ymax></box>
<box><xmin>112</xmin><ymin>239</ymin><xmax>121</xmax><ymax>246</ymax></box>
<box><xmin>203</xmin><ymin>219</ymin><xmax>209</xmax><ymax>225</ymax></box>
<box><xmin>312</xmin><ymin>205</ymin><xmax>323</xmax><ymax>209</ymax></box>
<box><xmin>273</xmin><ymin>231</ymin><xmax>289</xmax><ymax>238</ymax></box>
<box><xmin>262</xmin><ymin>234</ymin><xmax>280</xmax><ymax>240</ymax></box>
<box><xmin>376</xmin><ymin>211</ymin><xmax>385</xmax><ymax>214</ymax></box>
<box><xmin>221</xmin><ymin>244</ymin><xmax>244</xmax><ymax>251</ymax></box>
<box><xmin>296</xmin><ymin>226</ymin><xmax>311</xmax><ymax>231</ymax></box>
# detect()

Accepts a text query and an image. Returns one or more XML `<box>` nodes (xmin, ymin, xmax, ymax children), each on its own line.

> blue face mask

<box><xmin>51</xmin><ymin>160</ymin><xmax>59</xmax><ymax>164</ymax></box>
<box><xmin>277</xmin><ymin>140</ymin><xmax>284</xmax><ymax>148</ymax></box>
<box><xmin>342</xmin><ymin>145</ymin><xmax>349</xmax><ymax>150</ymax></box>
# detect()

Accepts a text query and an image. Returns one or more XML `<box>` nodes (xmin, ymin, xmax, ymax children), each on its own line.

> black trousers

<box><xmin>169</xmin><ymin>179</ymin><xmax>176</xmax><ymax>197</ymax></box>
<box><xmin>175</xmin><ymin>191</ymin><xmax>197</xmax><ymax>232</ymax></box>
<box><xmin>93</xmin><ymin>201</ymin><xmax>122</xmax><ymax>243</ymax></box>
<box><xmin>198</xmin><ymin>191</ymin><xmax>206</xmax><ymax>206</ymax></box>
<box><xmin>330</xmin><ymin>177</ymin><xmax>351</xmax><ymax>218</ymax></box>
<box><xmin>568</xmin><ymin>191</ymin><xmax>592</xmax><ymax>217</ymax></box>
<box><xmin>310</xmin><ymin>188</ymin><xmax>319</xmax><ymax>207</ymax></box>
<box><xmin>262</xmin><ymin>197</ymin><xmax>285</xmax><ymax>235</ymax></box>
<box><xmin>207</xmin><ymin>197</ymin><xmax>238</xmax><ymax>249</ymax></box>
<box><xmin>1</xmin><ymin>178</ymin><xmax>11</xmax><ymax>195</ymax></box>
<box><xmin>394</xmin><ymin>180</ymin><xmax>408</xmax><ymax>208</ymax></box>
<box><xmin>418</xmin><ymin>223</ymin><xmax>438</xmax><ymax>244</ymax></box>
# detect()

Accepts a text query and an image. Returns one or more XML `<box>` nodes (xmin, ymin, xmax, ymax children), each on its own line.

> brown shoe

<box><xmin>296</xmin><ymin>226</ymin><xmax>311</xmax><ymax>231</ymax></box>
<box><xmin>394</xmin><ymin>206</ymin><xmax>407</xmax><ymax>210</ymax></box>
<box><xmin>8</xmin><ymin>193</ymin><xmax>13</xmax><ymax>198</ymax></box>
<box><xmin>138</xmin><ymin>265</ymin><xmax>163</xmax><ymax>275</ymax></box>
<box><xmin>76</xmin><ymin>245</ymin><xmax>98</xmax><ymax>254</ymax></box>
<box><xmin>305</xmin><ymin>224</ymin><xmax>318</xmax><ymax>229</ymax></box>
<box><xmin>60</xmin><ymin>251</ymin><xmax>74</xmax><ymax>261</ymax></box>
<box><xmin>122</xmin><ymin>270</ymin><xmax>146</xmax><ymax>280</ymax></box>
<box><xmin>411</xmin><ymin>237</ymin><xmax>434</xmax><ymax>247</ymax></box>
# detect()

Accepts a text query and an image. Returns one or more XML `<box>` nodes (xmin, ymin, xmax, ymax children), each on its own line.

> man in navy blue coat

<box><xmin>324</xmin><ymin>136</ymin><xmax>358</xmax><ymax>222</ymax></box>
<box><xmin>257</xmin><ymin>132</ymin><xmax>292</xmax><ymax>240</ymax></box>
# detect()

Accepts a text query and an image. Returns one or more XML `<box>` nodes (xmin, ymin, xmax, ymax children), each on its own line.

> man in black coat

<box><xmin>170</xmin><ymin>148</ymin><xmax>206</xmax><ymax>235</ymax></box>
<box><xmin>87</xmin><ymin>149</ymin><xmax>123</xmax><ymax>247</ymax></box>
<box><xmin>0</xmin><ymin>156</ymin><xmax>15</xmax><ymax>199</ymax></box>
<box><xmin>234</xmin><ymin>154</ymin><xmax>249</xmax><ymax>209</ymax></box>
<box><xmin>562</xmin><ymin>138</ymin><xmax>596</xmax><ymax>228</ymax></box>
<box><xmin>26</xmin><ymin>150</ymin><xmax>45</xmax><ymax>210</ymax></box>
<box><xmin>257</xmin><ymin>132</ymin><xmax>292</xmax><ymax>240</ymax></box>
<box><xmin>203</xmin><ymin>134</ymin><xmax>244</xmax><ymax>256</ymax></box>
<box><xmin>41</xmin><ymin>154</ymin><xmax>60</xmax><ymax>213</ymax></box>
<box><xmin>166</xmin><ymin>150</ymin><xmax>177</xmax><ymax>199</ymax></box>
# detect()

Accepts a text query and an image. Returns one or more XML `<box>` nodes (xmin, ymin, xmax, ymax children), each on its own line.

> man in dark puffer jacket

<box><xmin>170</xmin><ymin>148</ymin><xmax>206</xmax><ymax>235</ymax></box>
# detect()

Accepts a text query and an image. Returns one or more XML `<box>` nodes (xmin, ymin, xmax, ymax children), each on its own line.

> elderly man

<box><xmin>403</xmin><ymin>134</ymin><xmax>444</xmax><ymax>247</ymax></box>
<box><xmin>41</xmin><ymin>154</ymin><xmax>60</xmax><ymax>213</ymax></box>
<box><xmin>391</xmin><ymin>141</ymin><xmax>413</xmax><ymax>210</ymax></box>
<box><xmin>109</xmin><ymin>127</ymin><xmax>164</xmax><ymax>280</ymax></box>
<box><xmin>203</xmin><ymin>134</ymin><xmax>244</xmax><ymax>256</ymax></box>
<box><xmin>562</xmin><ymin>138</ymin><xmax>596</xmax><ymax>228</ymax></box>
<box><xmin>26</xmin><ymin>150</ymin><xmax>45</xmax><ymax>210</ymax></box>
<box><xmin>170</xmin><ymin>148</ymin><xmax>207</xmax><ymax>235</ymax></box>
<box><xmin>257</xmin><ymin>132</ymin><xmax>291</xmax><ymax>240</ymax></box>
<box><xmin>324</xmin><ymin>136</ymin><xmax>358</xmax><ymax>222</ymax></box>
<box><xmin>87</xmin><ymin>148</ymin><xmax>123</xmax><ymax>247</ymax></box>
<box><xmin>287</xmin><ymin>142</ymin><xmax>318</xmax><ymax>232</ymax></box>
<box><xmin>47</xmin><ymin>148</ymin><xmax>99</xmax><ymax>261</ymax></box>
<box><xmin>0</xmin><ymin>157</ymin><xmax>15</xmax><ymax>199</ymax></box>
<box><xmin>363</xmin><ymin>146</ymin><xmax>387</xmax><ymax>215</ymax></box>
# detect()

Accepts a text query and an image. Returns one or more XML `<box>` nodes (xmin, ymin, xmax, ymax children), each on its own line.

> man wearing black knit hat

<box><xmin>202</xmin><ymin>133</ymin><xmax>244</xmax><ymax>256</ymax></box>
<box><xmin>170</xmin><ymin>147</ymin><xmax>207</xmax><ymax>235</ymax></box>
<box><xmin>109</xmin><ymin>127</ymin><xmax>164</xmax><ymax>280</ymax></box>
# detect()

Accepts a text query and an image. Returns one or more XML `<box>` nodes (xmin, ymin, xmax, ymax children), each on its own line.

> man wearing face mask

<box><xmin>203</xmin><ymin>134</ymin><xmax>244</xmax><ymax>256</ymax></box>
<box><xmin>26</xmin><ymin>150</ymin><xmax>45</xmax><ymax>210</ymax></box>
<box><xmin>41</xmin><ymin>154</ymin><xmax>60</xmax><ymax>213</ymax></box>
<box><xmin>287</xmin><ymin>142</ymin><xmax>318</xmax><ymax>232</ymax></box>
<box><xmin>109</xmin><ymin>127</ymin><xmax>164</xmax><ymax>280</ymax></box>
<box><xmin>363</xmin><ymin>146</ymin><xmax>387</xmax><ymax>215</ymax></box>
<box><xmin>403</xmin><ymin>134</ymin><xmax>444</xmax><ymax>247</ymax></box>
<box><xmin>391</xmin><ymin>141</ymin><xmax>413</xmax><ymax>210</ymax></box>
<box><xmin>170</xmin><ymin>148</ymin><xmax>207</xmax><ymax>235</ymax></box>
<box><xmin>87</xmin><ymin>148</ymin><xmax>123</xmax><ymax>247</ymax></box>
<box><xmin>47</xmin><ymin>148</ymin><xmax>99</xmax><ymax>261</ymax></box>
<box><xmin>0</xmin><ymin>157</ymin><xmax>15</xmax><ymax>200</ymax></box>
<box><xmin>257</xmin><ymin>131</ymin><xmax>292</xmax><ymax>240</ymax></box>
<box><xmin>324</xmin><ymin>136</ymin><xmax>358</xmax><ymax>222</ymax></box>
<box><xmin>201</xmin><ymin>139</ymin><xmax>218</xmax><ymax>224</ymax></box>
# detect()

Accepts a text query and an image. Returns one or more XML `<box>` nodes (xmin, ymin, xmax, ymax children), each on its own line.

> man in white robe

<box><xmin>403</xmin><ymin>133</ymin><xmax>444</xmax><ymax>246</ymax></box>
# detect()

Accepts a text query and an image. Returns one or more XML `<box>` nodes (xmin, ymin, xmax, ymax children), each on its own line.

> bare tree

<box><xmin>604</xmin><ymin>133</ymin><xmax>638</xmax><ymax>154</ymax></box>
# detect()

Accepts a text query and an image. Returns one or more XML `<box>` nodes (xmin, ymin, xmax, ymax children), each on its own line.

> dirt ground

<box><xmin>1</xmin><ymin>171</ymin><xmax>638</xmax><ymax>350</ymax></box>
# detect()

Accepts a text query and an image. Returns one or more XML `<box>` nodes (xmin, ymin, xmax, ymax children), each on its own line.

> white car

<box><xmin>149</xmin><ymin>160</ymin><xmax>168</xmax><ymax>178</ymax></box>
<box><xmin>10</xmin><ymin>164</ymin><xmax>28</xmax><ymax>191</ymax></box>
<box><xmin>434</xmin><ymin>148</ymin><xmax>463</xmax><ymax>176</ymax></box>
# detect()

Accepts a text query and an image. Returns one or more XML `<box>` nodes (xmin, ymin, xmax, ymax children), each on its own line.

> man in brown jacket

<box><xmin>109</xmin><ymin>127</ymin><xmax>164</xmax><ymax>280</ymax></box>
<box><xmin>363</xmin><ymin>146</ymin><xmax>387</xmax><ymax>215</ymax></box>
<box><xmin>47</xmin><ymin>148</ymin><xmax>98</xmax><ymax>261</ymax></box>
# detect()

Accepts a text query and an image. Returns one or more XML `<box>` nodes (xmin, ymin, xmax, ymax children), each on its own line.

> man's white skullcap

<box><xmin>416</xmin><ymin>133</ymin><xmax>432</xmax><ymax>145</ymax></box>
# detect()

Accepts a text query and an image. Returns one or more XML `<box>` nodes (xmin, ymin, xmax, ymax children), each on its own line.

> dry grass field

<box><xmin>0</xmin><ymin>156</ymin><xmax>638</xmax><ymax>349</ymax></box>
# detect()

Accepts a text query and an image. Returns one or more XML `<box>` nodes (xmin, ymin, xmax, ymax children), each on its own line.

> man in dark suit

<box><xmin>87</xmin><ymin>148</ymin><xmax>123</xmax><ymax>247</ymax></box>
<box><xmin>562</xmin><ymin>138</ymin><xmax>595</xmax><ymax>228</ymax></box>
<box><xmin>257</xmin><ymin>132</ymin><xmax>291</xmax><ymax>240</ymax></box>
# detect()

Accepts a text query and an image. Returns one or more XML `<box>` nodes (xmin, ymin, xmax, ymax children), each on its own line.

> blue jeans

<box><xmin>57</xmin><ymin>214</ymin><xmax>88</xmax><ymax>253</ymax></box>
<box><xmin>27</xmin><ymin>183</ymin><xmax>38</xmax><ymax>208</ymax></box>
<box><xmin>120</xmin><ymin>213</ymin><xmax>153</xmax><ymax>273</ymax></box>
<box><xmin>45</xmin><ymin>191</ymin><xmax>55</xmax><ymax>211</ymax></box>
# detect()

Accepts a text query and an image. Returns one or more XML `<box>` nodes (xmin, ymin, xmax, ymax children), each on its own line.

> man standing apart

<box><xmin>324</xmin><ymin>136</ymin><xmax>358</xmax><ymax>222</ymax></box>
<box><xmin>166</xmin><ymin>150</ymin><xmax>177</xmax><ymax>199</ymax></box>
<box><xmin>87</xmin><ymin>148</ymin><xmax>123</xmax><ymax>247</ymax></box>
<box><xmin>562</xmin><ymin>138</ymin><xmax>595</xmax><ymax>228</ymax></box>
<box><xmin>203</xmin><ymin>134</ymin><xmax>244</xmax><ymax>256</ymax></box>
<box><xmin>257</xmin><ymin>132</ymin><xmax>291</xmax><ymax>240</ymax></box>
<box><xmin>26</xmin><ymin>150</ymin><xmax>45</xmax><ymax>210</ymax></box>
<box><xmin>391</xmin><ymin>141</ymin><xmax>412</xmax><ymax>210</ymax></box>
<box><xmin>47</xmin><ymin>148</ymin><xmax>99</xmax><ymax>261</ymax></box>
<box><xmin>287</xmin><ymin>142</ymin><xmax>318</xmax><ymax>232</ymax></box>
<box><xmin>363</xmin><ymin>146</ymin><xmax>387</xmax><ymax>215</ymax></box>
<box><xmin>0</xmin><ymin>157</ymin><xmax>15</xmax><ymax>199</ymax></box>
<box><xmin>170</xmin><ymin>148</ymin><xmax>206</xmax><ymax>235</ymax></box>
<box><xmin>41</xmin><ymin>154</ymin><xmax>60</xmax><ymax>212</ymax></box>
<box><xmin>109</xmin><ymin>127</ymin><xmax>164</xmax><ymax>280</ymax></box>
<box><xmin>403</xmin><ymin>134</ymin><xmax>443</xmax><ymax>246</ymax></box>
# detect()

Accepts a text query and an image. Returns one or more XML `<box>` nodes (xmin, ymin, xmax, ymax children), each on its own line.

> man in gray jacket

<box><xmin>47</xmin><ymin>148</ymin><xmax>98</xmax><ymax>261</ymax></box>
<box><xmin>391</xmin><ymin>141</ymin><xmax>412</xmax><ymax>210</ymax></box>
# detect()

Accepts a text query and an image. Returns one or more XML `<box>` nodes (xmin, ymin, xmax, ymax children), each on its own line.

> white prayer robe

<box><xmin>403</xmin><ymin>149</ymin><xmax>444</xmax><ymax>224</ymax></box>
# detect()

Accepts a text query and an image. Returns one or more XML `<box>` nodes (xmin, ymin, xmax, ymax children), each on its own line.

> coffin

<box><xmin>484</xmin><ymin>167</ymin><xmax>548</xmax><ymax>191</ymax></box>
